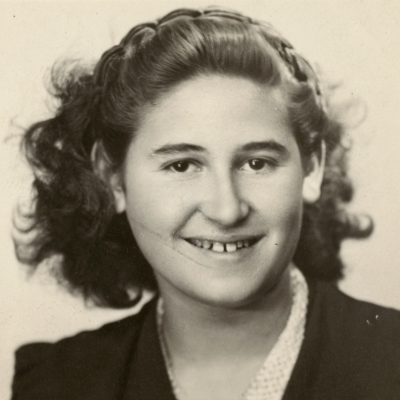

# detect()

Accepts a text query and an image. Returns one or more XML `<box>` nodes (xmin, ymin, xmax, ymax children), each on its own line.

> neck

<box><xmin>158</xmin><ymin>267</ymin><xmax>293</xmax><ymax>365</ymax></box>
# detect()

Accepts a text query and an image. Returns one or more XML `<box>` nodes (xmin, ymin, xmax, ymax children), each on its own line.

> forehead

<box><xmin>133</xmin><ymin>75</ymin><xmax>294</xmax><ymax>152</ymax></box>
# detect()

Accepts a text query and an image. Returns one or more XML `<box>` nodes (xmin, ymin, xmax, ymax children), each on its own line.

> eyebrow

<box><xmin>149</xmin><ymin>140</ymin><xmax>289</xmax><ymax>157</ymax></box>
<box><xmin>150</xmin><ymin>143</ymin><xmax>206</xmax><ymax>157</ymax></box>
<box><xmin>240</xmin><ymin>141</ymin><xmax>289</xmax><ymax>156</ymax></box>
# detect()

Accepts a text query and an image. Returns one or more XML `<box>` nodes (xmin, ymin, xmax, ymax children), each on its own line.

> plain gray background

<box><xmin>1</xmin><ymin>1</ymin><xmax>400</xmax><ymax>398</ymax></box>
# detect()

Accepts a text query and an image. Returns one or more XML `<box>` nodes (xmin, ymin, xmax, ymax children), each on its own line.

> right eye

<box><xmin>166</xmin><ymin>160</ymin><xmax>201</xmax><ymax>173</ymax></box>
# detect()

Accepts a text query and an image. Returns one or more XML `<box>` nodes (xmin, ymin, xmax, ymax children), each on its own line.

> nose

<box><xmin>199</xmin><ymin>170</ymin><xmax>250</xmax><ymax>227</ymax></box>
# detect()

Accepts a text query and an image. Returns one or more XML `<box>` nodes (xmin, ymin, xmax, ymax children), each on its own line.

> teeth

<box><xmin>212</xmin><ymin>242</ymin><xmax>225</xmax><ymax>252</ymax></box>
<box><xmin>202</xmin><ymin>240</ymin><xmax>211</xmax><ymax>249</ymax></box>
<box><xmin>188</xmin><ymin>238</ymin><xmax>256</xmax><ymax>252</ymax></box>
<box><xmin>225</xmin><ymin>243</ymin><xmax>237</xmax><ymax>252</ymax></box>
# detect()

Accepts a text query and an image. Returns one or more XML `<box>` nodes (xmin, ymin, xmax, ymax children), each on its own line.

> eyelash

<box><xmin>239</xmin><ymin>158</ymin><xmax>278</xmax><ymax>173</ymax></box>
<box><xmin>163</xmin><ymin>158</ymin><xmax>278</xmax><ymax>174</ymax></box>
<box><xmin>164</xmin><ymin>159</ymin><xmax>201</xmax><ymax>173</ymax></box>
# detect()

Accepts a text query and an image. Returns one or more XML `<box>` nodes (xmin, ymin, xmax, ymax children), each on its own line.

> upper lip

<box><xmin>183</xmin><ymin>235</ymin><xmax>264</xmax><ymax>243</ymax></box>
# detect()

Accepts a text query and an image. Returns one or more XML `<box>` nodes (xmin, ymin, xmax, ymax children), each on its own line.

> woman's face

<box><xmin>112</xmin><ymin>75</ymin><xmax>323</xmax><ymax>308</ymax></box>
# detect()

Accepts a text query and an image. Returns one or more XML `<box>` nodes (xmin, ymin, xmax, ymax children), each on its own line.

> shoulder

<box><xmin>306</xmin><ymin>280</ymin><xmax>400</xmax><ymax>397</ymax></box>
<box><xmin>12</xmin><ymin>299</ymin><xmax>155</xmax><ymax>400</ymax></box>
<box><xmin>312</xmin><ymin>280</ymin><xmax>400</xmax><ymax>340</ymax></box>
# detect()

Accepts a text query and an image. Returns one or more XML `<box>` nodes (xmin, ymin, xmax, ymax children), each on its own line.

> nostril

<box><xmin>200</xmin><ymin>198</ymin><xmax>250</xmax><ymax>226</ymax></box>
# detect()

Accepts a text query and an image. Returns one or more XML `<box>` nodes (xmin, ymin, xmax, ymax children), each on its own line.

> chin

<box><xmin>182</xmin><ymin>268</ymin><xmax>288</xmax><ymax>310</ymax></box>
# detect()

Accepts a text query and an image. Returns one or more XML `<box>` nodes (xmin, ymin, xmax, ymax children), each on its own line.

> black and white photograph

<box><xmin>1</xmin><ymin>1</ymin><xmax>400</xmax><ymax>399</ymax></box>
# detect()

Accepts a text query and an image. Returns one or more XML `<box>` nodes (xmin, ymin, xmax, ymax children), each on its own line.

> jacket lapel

<box><xmin>123</xmin><ymin>299</ymin><xmax>176</xmax><ymax>400</ymax></box>
<box><xmin>124</xmin><ymin>281</ymin><xmax>322</xmax><ymax>400</ymax></box>
<box><xmin>282</xmin><ymin>279</ymin><xmax>323</xmax><ymax>399</ymax></box>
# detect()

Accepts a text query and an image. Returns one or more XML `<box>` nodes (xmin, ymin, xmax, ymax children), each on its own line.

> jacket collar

<box><xmin>282</xmin><ymin>278</ymin><xmax>323</xmax><ymax>399</ymax></box>
<box><xmin>123</xmin><ymin>298</ymin><xmax>176</xmax><ymax>400</ymax></box>
<box><xmin>123</xmin><ymin>280</ymin><xmax>322</xmax><ymax>400</ymax></box>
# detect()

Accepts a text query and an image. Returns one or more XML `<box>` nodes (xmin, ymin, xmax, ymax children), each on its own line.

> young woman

<box><xmin>12</xmin><ymin>7</ymin><xmax>400</xmax><ymax>400</ymax></box>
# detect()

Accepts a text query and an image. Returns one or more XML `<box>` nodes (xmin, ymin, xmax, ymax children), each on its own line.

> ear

<box><xmin>302</xmin><ymin>141</ymin><xmax>326</xmax><ymax>204</ymax></box>
<box><xmin>91</xmin><ymin>142</ymin><xmax>126</xmax><ymax>213</ymax></box>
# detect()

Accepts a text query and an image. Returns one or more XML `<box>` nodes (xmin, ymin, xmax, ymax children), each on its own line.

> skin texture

<box><xmin>112</xmin><ymin>75</ymin><xmax>323</xmax><ymax>309</ymax></box>
<box><xmin>110</xmin><ymin>75</ymin><xmax>324</xmax><ymax>398</ymax></box>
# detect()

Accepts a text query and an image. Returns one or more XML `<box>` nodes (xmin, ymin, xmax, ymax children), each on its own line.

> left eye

<box><xmin>248</xmin><ymin>159</ymin><xmax>266</xmax><ymax>170</ymax></box>
<box><xmin>241</xmin><ymin>158</ymin><xmax>273</xmax><ymax>171</ymax></box>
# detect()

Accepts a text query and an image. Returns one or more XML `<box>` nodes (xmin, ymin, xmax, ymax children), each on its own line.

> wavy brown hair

<box><xmin>14</xmin><ymin>8</ymin><xmax>372</xmax><ymax>308</ymax></box>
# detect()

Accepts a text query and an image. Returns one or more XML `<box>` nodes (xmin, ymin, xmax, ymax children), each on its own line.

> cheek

<box><xmin>246</xmin><ymin>170</ymin><xmax>304</xmax><ymax>225</ymax></box>
<box><xmin>123</xmin><ymin>171</ymin><xmax>191</xmax><ymax>242</ymax></box>
<box><xmin>276</xmin><ymin>181</ymin><xmax>303</xmax><ymax>233</ymax></box>
<box><xmin>251</xmin><ymin>173</ymin><xmax>304</xmax><ymax>268</ymax></box>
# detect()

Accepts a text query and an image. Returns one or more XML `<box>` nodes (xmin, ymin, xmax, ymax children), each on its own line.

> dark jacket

<box><xmin>12</xmin><ymin>280</ymin><xmax>400</xmax><ymax>399</ymax></box>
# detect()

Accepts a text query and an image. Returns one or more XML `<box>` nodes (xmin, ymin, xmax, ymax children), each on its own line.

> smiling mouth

<box><xmin>185</xmin><ymin>237</ymin><xmax>261</xmax><ymax>253</ymax></box>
